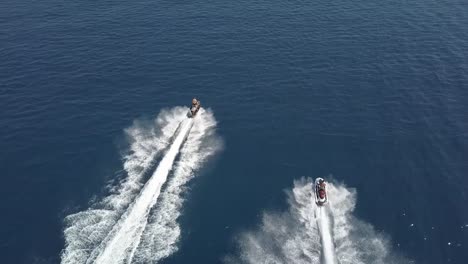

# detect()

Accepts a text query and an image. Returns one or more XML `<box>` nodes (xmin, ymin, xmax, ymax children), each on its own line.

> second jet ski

<box><xmin>188</xmin><ymin>98</ymin><xmax>201</xmax><ymax>118</ymax></box>
<box><xmin>314</xmin><ymin>178</ymin><xmax>328</xmax><ymax>206</ymax></box>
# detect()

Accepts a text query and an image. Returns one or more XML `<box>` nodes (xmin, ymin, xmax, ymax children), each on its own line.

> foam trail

<box><xmin>316</xmin><ymin>206</ymin><xmax>337</xmax><ymax>264</ymax></box>
<box><xmin>92</xmin><ymin>118</ymin><xmax>193</xmax><ymax>264</ymax></box>
<box><xmin>61</xmin><ymin>107</ymin><xmax>192</xmax><ymax>264</ymax></box>
<box><xmin>226</xmin><ymin>178</ymin><xmax>321</xmax><ymax>264</ymax></box>
<box><xmin>226</xmin><ymin>178</ymin><xmax>410</xmax><ymax>264</ymax></box>
<box><xmin>132</xmin><ymin>108</ymin><xmax>222</xmax><ymax>263</ymax></box>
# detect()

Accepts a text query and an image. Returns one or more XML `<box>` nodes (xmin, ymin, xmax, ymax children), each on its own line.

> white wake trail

<box><xmin>227</xmin><ymin>178</ymin><xmax>410</xmax><ymax>264</ymax></box>
<box><xmin>316</xmin><ymin>206</ymin><xmax>337</xmax><ymax>264</ymax></box>
<box><xmin>62</xmin><ymin>107</ymin><xmax>188</xmax><ymax>264</ymax></box>
<box><xmin>61</xmin><ymin>107</ymin><xmax>220</xmax><ymax>264</ymax></box>
<box><xmin>132</xmin><ymin>108</ymin><xmax>222</xmax><ymax>263</ymax></box>
<box><xmin>226</xmin><ymin>178</ymin><xmax>321</xmax><ymax>264</ymax></box>
<box><xmin>92</xmin><ymin>118</ymin><xmax>193</xmax><ymax>264</ymax></box>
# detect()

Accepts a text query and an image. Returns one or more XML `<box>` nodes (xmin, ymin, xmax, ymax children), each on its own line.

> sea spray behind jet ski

<box><xmin>316</xmin><ymin>205</ymin><xmax>338</xmax><ymax>264</ymax></box>
<box><xmin>131</xmin><ymin>109</ymin><xmax>222</xmax><ymax>263</ymax></box>
<box><xmin>228</xmin><ymin>179</ymin><xmax>408</xmax><ymax>264</ymax></box>
<box><xmin>61</xmin><ymin>106</ymin><xmax>223</xmax><ymax>264</ymax></box>
<box><xmin>92</xmin><ymin>118</ymin><xmax>194</xmax><ymax>264</ymax></box>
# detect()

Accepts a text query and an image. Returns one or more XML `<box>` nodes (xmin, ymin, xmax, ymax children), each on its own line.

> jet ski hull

<box><xmin>314</xmin><ymin>177</ymin><xmax>328</xmax><ymax>206</ymax></box>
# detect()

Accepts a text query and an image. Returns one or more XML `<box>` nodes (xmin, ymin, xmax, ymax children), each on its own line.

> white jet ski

<box><xmin>188</xmin><ymin>98</ymin><xmax>201</xmax><ymax>118</ymax></box>
<box><xmin>314</xmin><ymin>177</ymin><xmax>328</xmax><ymax>206</ymax></box>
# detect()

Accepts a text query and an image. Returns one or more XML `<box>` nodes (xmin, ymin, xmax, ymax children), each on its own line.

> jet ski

<box><xmin>314</xmin><ymin>178</ymin><xmax>328</xmax><ymax>206</ymax></box>
<box><xmin>188</xmin><ymin>98</ymin><xmax>201</xmax><ymax>118</ymax></box>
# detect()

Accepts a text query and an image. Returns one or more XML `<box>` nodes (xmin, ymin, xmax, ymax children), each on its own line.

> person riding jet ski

<box><xmin>314</xmin><ymin>178</ymin><xmax>328</xmax><ymax>206</ymax></box>
<box><xmin>188</xmin><ymin>98</ymin><xmax>201</xmax><ymax>117</ymax></box>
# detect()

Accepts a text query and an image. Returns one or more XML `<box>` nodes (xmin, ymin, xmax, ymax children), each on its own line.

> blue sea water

<box><xmin>1</xmin><ymin>0</ymin><xmax>468</xmax><ymax>263</ymax></box>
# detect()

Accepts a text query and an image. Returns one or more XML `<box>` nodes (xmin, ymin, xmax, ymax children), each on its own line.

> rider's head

<box><xmin>192</xmin><ymin>98</ymin><xmax>197</xmax><ymax>105</ymax></box>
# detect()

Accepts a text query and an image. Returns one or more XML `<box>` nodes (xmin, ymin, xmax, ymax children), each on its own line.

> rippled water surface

<box><xmin>1</xmin><ymin>0</ymin><xmax>468</xmax><ymax>263</ymax></box>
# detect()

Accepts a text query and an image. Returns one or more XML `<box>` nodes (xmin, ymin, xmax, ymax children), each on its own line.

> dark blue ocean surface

<box><xmin>1</xmin><ymin>0</ymin><xmax>468</xmax><ymax>263</ymax></box>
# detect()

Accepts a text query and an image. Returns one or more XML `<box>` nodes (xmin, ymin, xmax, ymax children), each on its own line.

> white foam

<box><xmin>227</xmin><ymin>178</ymin><xmax>321</xmax><ymax>264</ymax></box>
<box><xmin>131</xmin><ymin>108</ymin><xmax>222</xmax><ymax>263</ymax></box>
<box><xmin>227</xmin><ymin>178</ymin><xmax>410</xmax><ymax>264</ymax></box>
<box><xmin>316</xmin><ymin>205</ymin><xmax>337</xmax><ymax>264</ymax></box>
<box><xmin>92</xmin><ymin>117</ymin><xmax>193</xmax><ymax>264</ymax></box>
<box><xmin>61</xmin><ymin>107</ymin><xmax>221</xmax><ymax>264</ymax></box>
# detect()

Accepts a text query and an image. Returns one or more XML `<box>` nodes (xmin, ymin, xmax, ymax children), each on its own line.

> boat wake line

<box><xmin>61</xmin><ymin>107</ymin><xmax>222</xmax><ymax>264</ymax></box>
<box><xmin>316</xmin><ymin>204</ymin><xmax>337</xmax><ymax>264</ymax></box>
<box><xmin>225</xmin><ymin>178</ymin><xmax>410</xmax><ymax>264</ymax></box>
